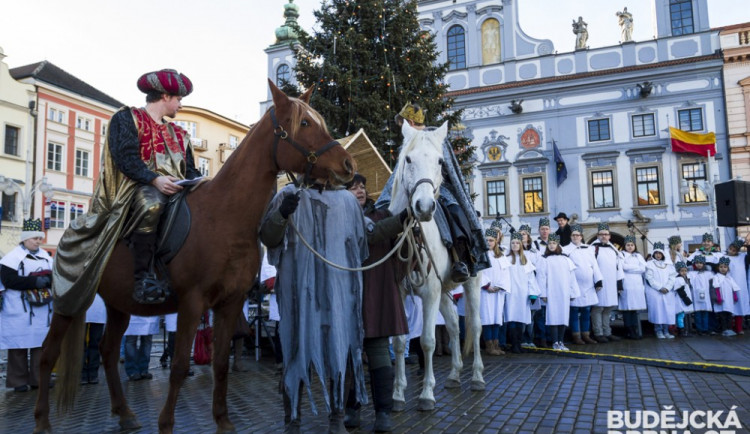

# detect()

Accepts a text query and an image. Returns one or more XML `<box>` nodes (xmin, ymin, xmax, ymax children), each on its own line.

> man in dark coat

<box><xmin>554</xmin><ymin>212</ymin><xmax>573</xmax><ymax>247</ymax></box>
<box><xmin>344</xmin><ymin>174</ymin><xmax>409</xmax><ymax>432</ymax></box>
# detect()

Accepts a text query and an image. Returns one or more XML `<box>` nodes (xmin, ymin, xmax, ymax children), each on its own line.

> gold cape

<box><xmin>52</xmin><ymin>107</ymin><xmax>190</xmax><ymax>316</ymax></box>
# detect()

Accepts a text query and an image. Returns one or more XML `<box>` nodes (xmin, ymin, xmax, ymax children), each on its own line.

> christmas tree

<box><xmin>290</xmin><ymin>0</ymin><xmax>474</xmax><ymax>169</ymax></box>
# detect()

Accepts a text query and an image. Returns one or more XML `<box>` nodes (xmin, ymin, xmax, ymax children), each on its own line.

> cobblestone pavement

<box><xmin>2</xmin><ymin>333</ymin><xmax>750</xmax><ymax>433</ymax></box>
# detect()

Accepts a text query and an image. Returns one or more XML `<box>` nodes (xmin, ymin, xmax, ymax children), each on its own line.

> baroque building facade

<box><xmin>418</xmin><ymin>0</ymin><xmax>730</xmax><ymax>251</ymax></box>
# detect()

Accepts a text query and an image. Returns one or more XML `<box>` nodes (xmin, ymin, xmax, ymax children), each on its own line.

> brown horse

<box><xmin>32</xmin><ymin>80</ymin><xmax>355</xmax><ymax>434</ymax></box>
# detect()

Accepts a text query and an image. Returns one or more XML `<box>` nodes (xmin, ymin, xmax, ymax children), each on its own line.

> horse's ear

<box><xmin>401</xmin><ymin>120</ymin><xmax>416</xmax><ymax>145</ymax></box>
<box><xmin>268</xmin><ymin>79</ymin><xmax>289</xmax><ymax>107</ymax></box>
<box><xmin>299</xmin><ymin>85</ymin><xmax>314</xmax><ymax>104</ymax></box>
<box><xmin>434</xmin><ymin>121</ymin><xmax>449</xmax><ymax>142</ymax></box>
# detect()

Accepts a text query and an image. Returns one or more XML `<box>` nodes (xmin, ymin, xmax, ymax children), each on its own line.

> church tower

<box><xmin>264</xmin><ymin>0</ymin><xmax>301</xmax><ymax>105</ymax></box>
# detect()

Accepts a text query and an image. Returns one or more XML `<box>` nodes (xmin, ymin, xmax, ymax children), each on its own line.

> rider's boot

<box><xmin>129</xmin><ymin>231</ymin><xmax>168</xmax><ymax>304</ymax></box>
<box><xmin>449</xmin><ymin>247</ymin><xmax>470</xmax><ymax>283</ymax></box>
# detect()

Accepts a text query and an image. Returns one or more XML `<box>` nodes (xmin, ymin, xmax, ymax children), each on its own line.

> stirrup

<box><xmin>451</xmin><ymin>262</ymin><xmax>470</xmax><ymax>283</ymax></box>
<box><xmin>133</xmin><ymin>273</ymin><xmax>169</xmax><ymax>304</ymax></box>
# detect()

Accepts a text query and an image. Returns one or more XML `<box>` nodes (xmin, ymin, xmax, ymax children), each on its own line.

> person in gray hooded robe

<box><xmin>260</xmin><ymin>181</ymin><xmax>368</xmax><ymax>433</ymax></box>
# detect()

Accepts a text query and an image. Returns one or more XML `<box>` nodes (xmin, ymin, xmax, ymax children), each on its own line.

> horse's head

<box><xmin>267</xmin><ymin>79</ymin><xmax>355</xmax><ymax>185</ymax></box>
<box><xmin>391</xmin><ymin>121</ymin><xmax>448</xmax><ymax>222</ymax></box>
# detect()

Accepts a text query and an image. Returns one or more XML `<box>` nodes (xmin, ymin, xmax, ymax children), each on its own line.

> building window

<box><xmin>2</xmin><ymin>193</ymin><xmax>17</xmax><ymax>222</ymax></box>
<box><xmin>76</xmin><ymin>116</ymin><xmax>91</xmax><ymax>131</ymax></box>
<box><xmin>522</xmin><ymin>176</ymin><xmax>545</xmax><ymax>214</ymax></box>
<box><xmin>447</xmin><ymin>25</ymin><xmax>466</xmax><ymax>70</ymax></box>
<box><xmin>198</xmin><ymin>157</ymin><xmax>210</xmax><ymax>177</ymax></box>
<box><xmin>47</xmin><ymin>107</ymin><xmax>65</xmax><ymax>123</ymax></box>
<box><xmin>485</xmin><ymin>179</ymin><xmax>507</xmax><ymax>216</ymax></box>
<box><xmin>632</xmin><ymin>113</ymin><xmax>655</xmax><ymax>137</ymax></box>
<box><xmin>591</xmin><ymin>170</ymin><xmax>616</xmax><ymax>209</ymax></box>
<box><xmin>670</xmin><ymin>0</ymin><xmax>694</xmax><ymax>36</ymax></box>
<box><xmin>175</xmin><ymin>120</ymin><xmax>197</xmax><ymax>137</ymax></box>
<box><xmin>588</xmin><ymin>118</ymin><xmax>611</xmax><ymax>142</ymax></box>
<box><xmin>229</xmin><ymin>135</ymin><xmax>239</xmax><ymax>149</ymax></box>
<box><xmin>75</xmin><ymin>149</ymin><xmax>90</xmax><ymax>177</ymax></box>
<box><xmin>678</xmin><ymin>108</ymin><xmax>703</xmax><ymax>132</ymax></box>
<box><xmin>49</xmin><ymin>200</ymin><xmax>66</xmax><ymax>229</ymax></box>
<box><xmin>681</xmin><ymin>161</ymin><xmax>708</xmax><ymax>203</ymax></box>
<box><xmin>635</xmin><ymin>166</ymin><xmax>661</xmax><ymax>206</ymax></box>
<box><xmin>101</xmin><ymin>122</ymin><xmax>108</xmax><ymax>137</ymax></box>
<box><xmin>69</xmin><ymin>202</ymin><xmax>85</xmax><ymax>223</ymax></box>
<box><xmin>47</xmin><ymin>142</ymin><xmax>63</xmax><ymax>172</ymax></box>
<box><xmin>276</xmin><ymin>64</ymin><xmax>291</xmax><ymax>87</ymax></box>
<box><xmin>4</xmin><ymin>125</ymin><xmax>19</xmax><ymax>155</ymax></box>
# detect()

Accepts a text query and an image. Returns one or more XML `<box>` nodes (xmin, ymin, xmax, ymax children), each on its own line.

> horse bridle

<box><xmin>269</xmin><ymin>107</ymin><xmax>341</xmax><ymax>187</ymax></box>
<box><xmin>407</xmin><ymin>178</ymin><xmax>438</xmax><ymax>205</ymax></box>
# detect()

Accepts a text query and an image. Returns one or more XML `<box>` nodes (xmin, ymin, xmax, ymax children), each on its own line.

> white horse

<box><xmin>389</xmin><ymin>121</ymin><xmax>485</xmax><ymax>412</ymax></box>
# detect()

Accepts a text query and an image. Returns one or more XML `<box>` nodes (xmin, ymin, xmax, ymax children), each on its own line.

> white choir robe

<box><xmin>479</xmin><ymin>254</ymin><xmax>511</xmax><ymax>326</ymax></box>
<box><xmin>725</xmin><ymin>253</ymin><xmax>750</xmax><ymax>316</ymax></box>
<box><xmin>688</xmin><ymin>269</ymin><xmax>713</xmax><ymax>312</ymax></box>
<box><xmin>620</xmin><ymin>252</ymin><xmax>647</xmax><ymax>311</ymax></box>
<box><xmin>673</xmin><ymin>276</ymin><xmax>695</xmax><ymax>313</ymax></box>
<box><xmin>85</xmin><ymin>293</ymin><xmax>107</xmax><ymax>324</ymax></box>
<box><xmin>712</xmin><ymin>273</ymin><xmax>740</xmax><ymax>315</ymax></box>
<box><xmin>590</xmin><ymin>241</ymin><xmax>625</xmax><ymax>308</ymax></box>
<box><xmin>538</xmin><ymin>254</ymin><xmax>580</xmax><ymax>326</ymax></box>
<box><xmin>504</xmin><ymin>258</ymin><xmax>539</xmax><ymax>324</ymax></box>
<box><xmin>564</xmin><ymin>243</ymin><xmax>602</xmax><ymax>308</ymax></box>
<box><xmin>645</xmin><ymin>260</ymin><xmax>677</xmax><ymax>325</ymax></box>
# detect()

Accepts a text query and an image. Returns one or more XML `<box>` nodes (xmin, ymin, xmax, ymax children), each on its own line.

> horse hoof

<box><xmin>119</xmin><ymin>416</ymin><xmax>141</xmax><ymax>431</ymax></box>
<box><xmin>470</xmin><ymin>380</ymin><xmax>486</xmax><ymax>391</ymax></box>
<box><xmin>417</xmin><ymin>398</ymin><xmax>435</xmax><ymax>411</ymax></box>
<box><xmin>444</xmin><ymin>378</ymin><xmax>460</xmax><ymax>389</ymax></box>
<box><xmin>392</xmin><ymin>400</ymin><xmax>406</xmax><ymax>412</ymax></box>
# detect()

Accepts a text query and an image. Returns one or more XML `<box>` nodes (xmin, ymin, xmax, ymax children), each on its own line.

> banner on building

<box><xmin>553</xmin><ymin>140</ymin><xmax>567</xmax><ymax>186</ymax></box>
<box><xmin>669</xmin><ymin>127</ymin><xmax>716</xmax><ymax>157</ymax></box>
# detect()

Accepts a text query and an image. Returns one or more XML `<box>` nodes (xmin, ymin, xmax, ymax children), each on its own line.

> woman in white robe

<box><xmin>645</xmin><ymin>243</ymin><xmax>677</xmax><ymax>339</ymax></box>
<box><xmin>620</xmin><ymin>235</ymin><xmax>647</xmax><ymax>339</ymax></box>
<box><xmin>563</xmin><ymin>224</ymin><xmax>603</xmax><ymax>345</ymax></box>
<box><xmin>537</xmin><ymin>234</ymin><xmax>580</xmax><ymax>351</ymax></box>
<box><xmin>480</xmin><ymin>229</ymin><xmax>510</xmax><ymax>356</ymax></box>
<box><xmin>724</xmin><ymin>239</ymin><xmax>750</xmax><ymax>334</ymax></box>
<box><xmin>0</xmin><ymin>219</ymin><xmax>53</xmax><ymax>392</ymax></box>
<box><xmin>504</xmin><ymin>232</ymin><xmax>540</xmax><ymax>353</ymax></box>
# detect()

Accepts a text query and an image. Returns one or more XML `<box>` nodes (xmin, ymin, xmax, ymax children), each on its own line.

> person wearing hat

<box><xmin>537</xmin><ymin>233</ymin><xmax>580</xmax><ymax>351</ymax></box>
<box><xmin>645</xmin><ymin>242</ymin><xmax>677</xmax><ymax>339</ymax></box>
<box><xmin>673</xmin><ymin>261</ymin><xmax>695</xmax><ymax>337</ymax></box>
<box><xmin>688</xmin><ymin>233</ymin><xmax>722</xmax><ymax>271</ymax></box>
<box><xmin>0</xmin><ymin>218</ymin><xmax>54</xmax><ymax>392</ymax></box>
<box><xmin>667</xmin><ymin>235</ymin><xmax>686</xmax><ymax>265</ymax></box>
<box><xmin>722</xmin><ymin>238</ymin><xmax>750</xmax><ymax>334</ymax></box>
<box><xmin>394</xmin><ymin>102</ymin><xmax>426</xmax><ymax>130</ymax></box>
<box><xmin>688</xmin><ymin>255</ymin><xmax>713</xmax><ymax>335</ymax></box>
<box><xmin>589</xmin><ymin>222</ymin><xmax>625</xmax><ymax>343</ymax></box>
<box><xmin>563</xmin><ymin>224</ymin><xmax>603</xmax><ymax>345</ymax></box>
<box><xmin>554</xmin><ymin>212</ymin><xmax>572</xmax><ymax>247</ymax></box>
<box><xmin>52</xmin><ymin>69</ymin><xmax>201</xmax><ymax>307</ymax></box>
<box><xmin>619</xmin><ymin>235</ymin><xmax>647</xmax><ymax>339</ymax></box>
<box><xmin>343</xmin><ymin>173</ymin><xmax>409</xmax><ymax>432</ymax></box>
<box><xmin>712</xmin><ymin>256</ymin><xmax>741</xmax><ymax>336</ymax></box>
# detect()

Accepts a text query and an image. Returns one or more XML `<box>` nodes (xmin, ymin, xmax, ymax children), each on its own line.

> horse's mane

<box><xmin>265</xmin><ymin>97</ymin><xmax>329</xmax><ymax>139</ymax></box>
<box><xmin>390</xmin><ymin>130</ymin><xmax>422</xmax><ymax>209</ymax></box>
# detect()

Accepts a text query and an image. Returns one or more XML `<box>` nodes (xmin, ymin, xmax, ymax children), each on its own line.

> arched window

<box><xmin>276</xmin><ymin>64</ymin><xmax>291</xmax><ymax>87</ymax></box>
<box><xmin>481</xmin><ymin>19</ymin><xmax>501</xmax><ymax>65</ymax></box>
<box><xmin>447</xmin><ymin>25</ymin><xmax>466</xmax><ymax>70</ymax></box>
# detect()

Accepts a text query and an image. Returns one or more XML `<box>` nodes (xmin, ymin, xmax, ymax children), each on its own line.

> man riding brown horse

<box><xmin>53</xmin><ymin>69</ymin><xmax>201</xmax><ymax>309</ymax></box>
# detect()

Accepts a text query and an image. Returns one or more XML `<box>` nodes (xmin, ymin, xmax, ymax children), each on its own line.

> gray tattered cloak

<box><xmin>263</xmin><ymin>184</ymin><xmax>368</xmax><ymax>419</ymax></box>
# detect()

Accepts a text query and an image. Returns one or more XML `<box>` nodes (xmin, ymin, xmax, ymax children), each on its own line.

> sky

<box><xmin>1</xmin><ymin>0</ymin><xmax>749</xmax><ymax>126</ymax></box>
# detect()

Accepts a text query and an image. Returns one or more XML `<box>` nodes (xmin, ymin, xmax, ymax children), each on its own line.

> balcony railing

<box><xmin>191</xmin><ymin>138</ymin><xmax>208</xmax><ymax>151</ymax></box>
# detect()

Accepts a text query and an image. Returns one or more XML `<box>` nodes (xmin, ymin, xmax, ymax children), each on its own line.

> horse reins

<box><xmin>269</xmin><ymin>107</ymin><xmax>341</xmax><ymax>188</ymax></box>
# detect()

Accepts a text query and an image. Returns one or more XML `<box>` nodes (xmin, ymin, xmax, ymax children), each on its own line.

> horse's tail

<box><xmin>55</xmin><ymin>312</ymin><xmax>85</xmax><ymax>414</ymax></box>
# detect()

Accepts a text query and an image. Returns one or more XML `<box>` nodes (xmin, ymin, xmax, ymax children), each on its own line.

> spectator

<box><xmin>554</xmin><ymin>212</ymin><xmax>572</xmax><ymax>247</ymax></box>
<box><xmin>82</xmin><ymin>293</ymin><xmax>106</xmax><ymax>384</ymax></box>
<box><xmin>123</xmin><ymin>315</ymin><xmax>159</xmax><ymax>380</ymax></box>
<box><xmin>0</xmin><ymin>218</ymin><xmax>53</xmax><ymax>392</ymax></box>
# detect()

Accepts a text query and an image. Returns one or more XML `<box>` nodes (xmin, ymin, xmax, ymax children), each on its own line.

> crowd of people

<box><xmin>469</xmin><ymin>214</ymin><xmax>750</xmax><ymax>358</ymax></box>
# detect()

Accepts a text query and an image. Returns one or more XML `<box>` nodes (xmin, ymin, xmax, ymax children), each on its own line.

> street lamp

<box><xmin>0</xmin><ymin>175</ymin><xmax>55</xmax><ymax>221</ymax></box>
<box><xmin>680</xmin><ymin>174</ymin><xmax>719</xmax><ymax>244</ymax></box>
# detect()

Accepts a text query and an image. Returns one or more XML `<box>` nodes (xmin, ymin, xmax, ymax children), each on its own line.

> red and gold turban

<box><xmin>137</xmin><ymin>69</ymin><xmax>193</xmax><ymax>96</ymax></box>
